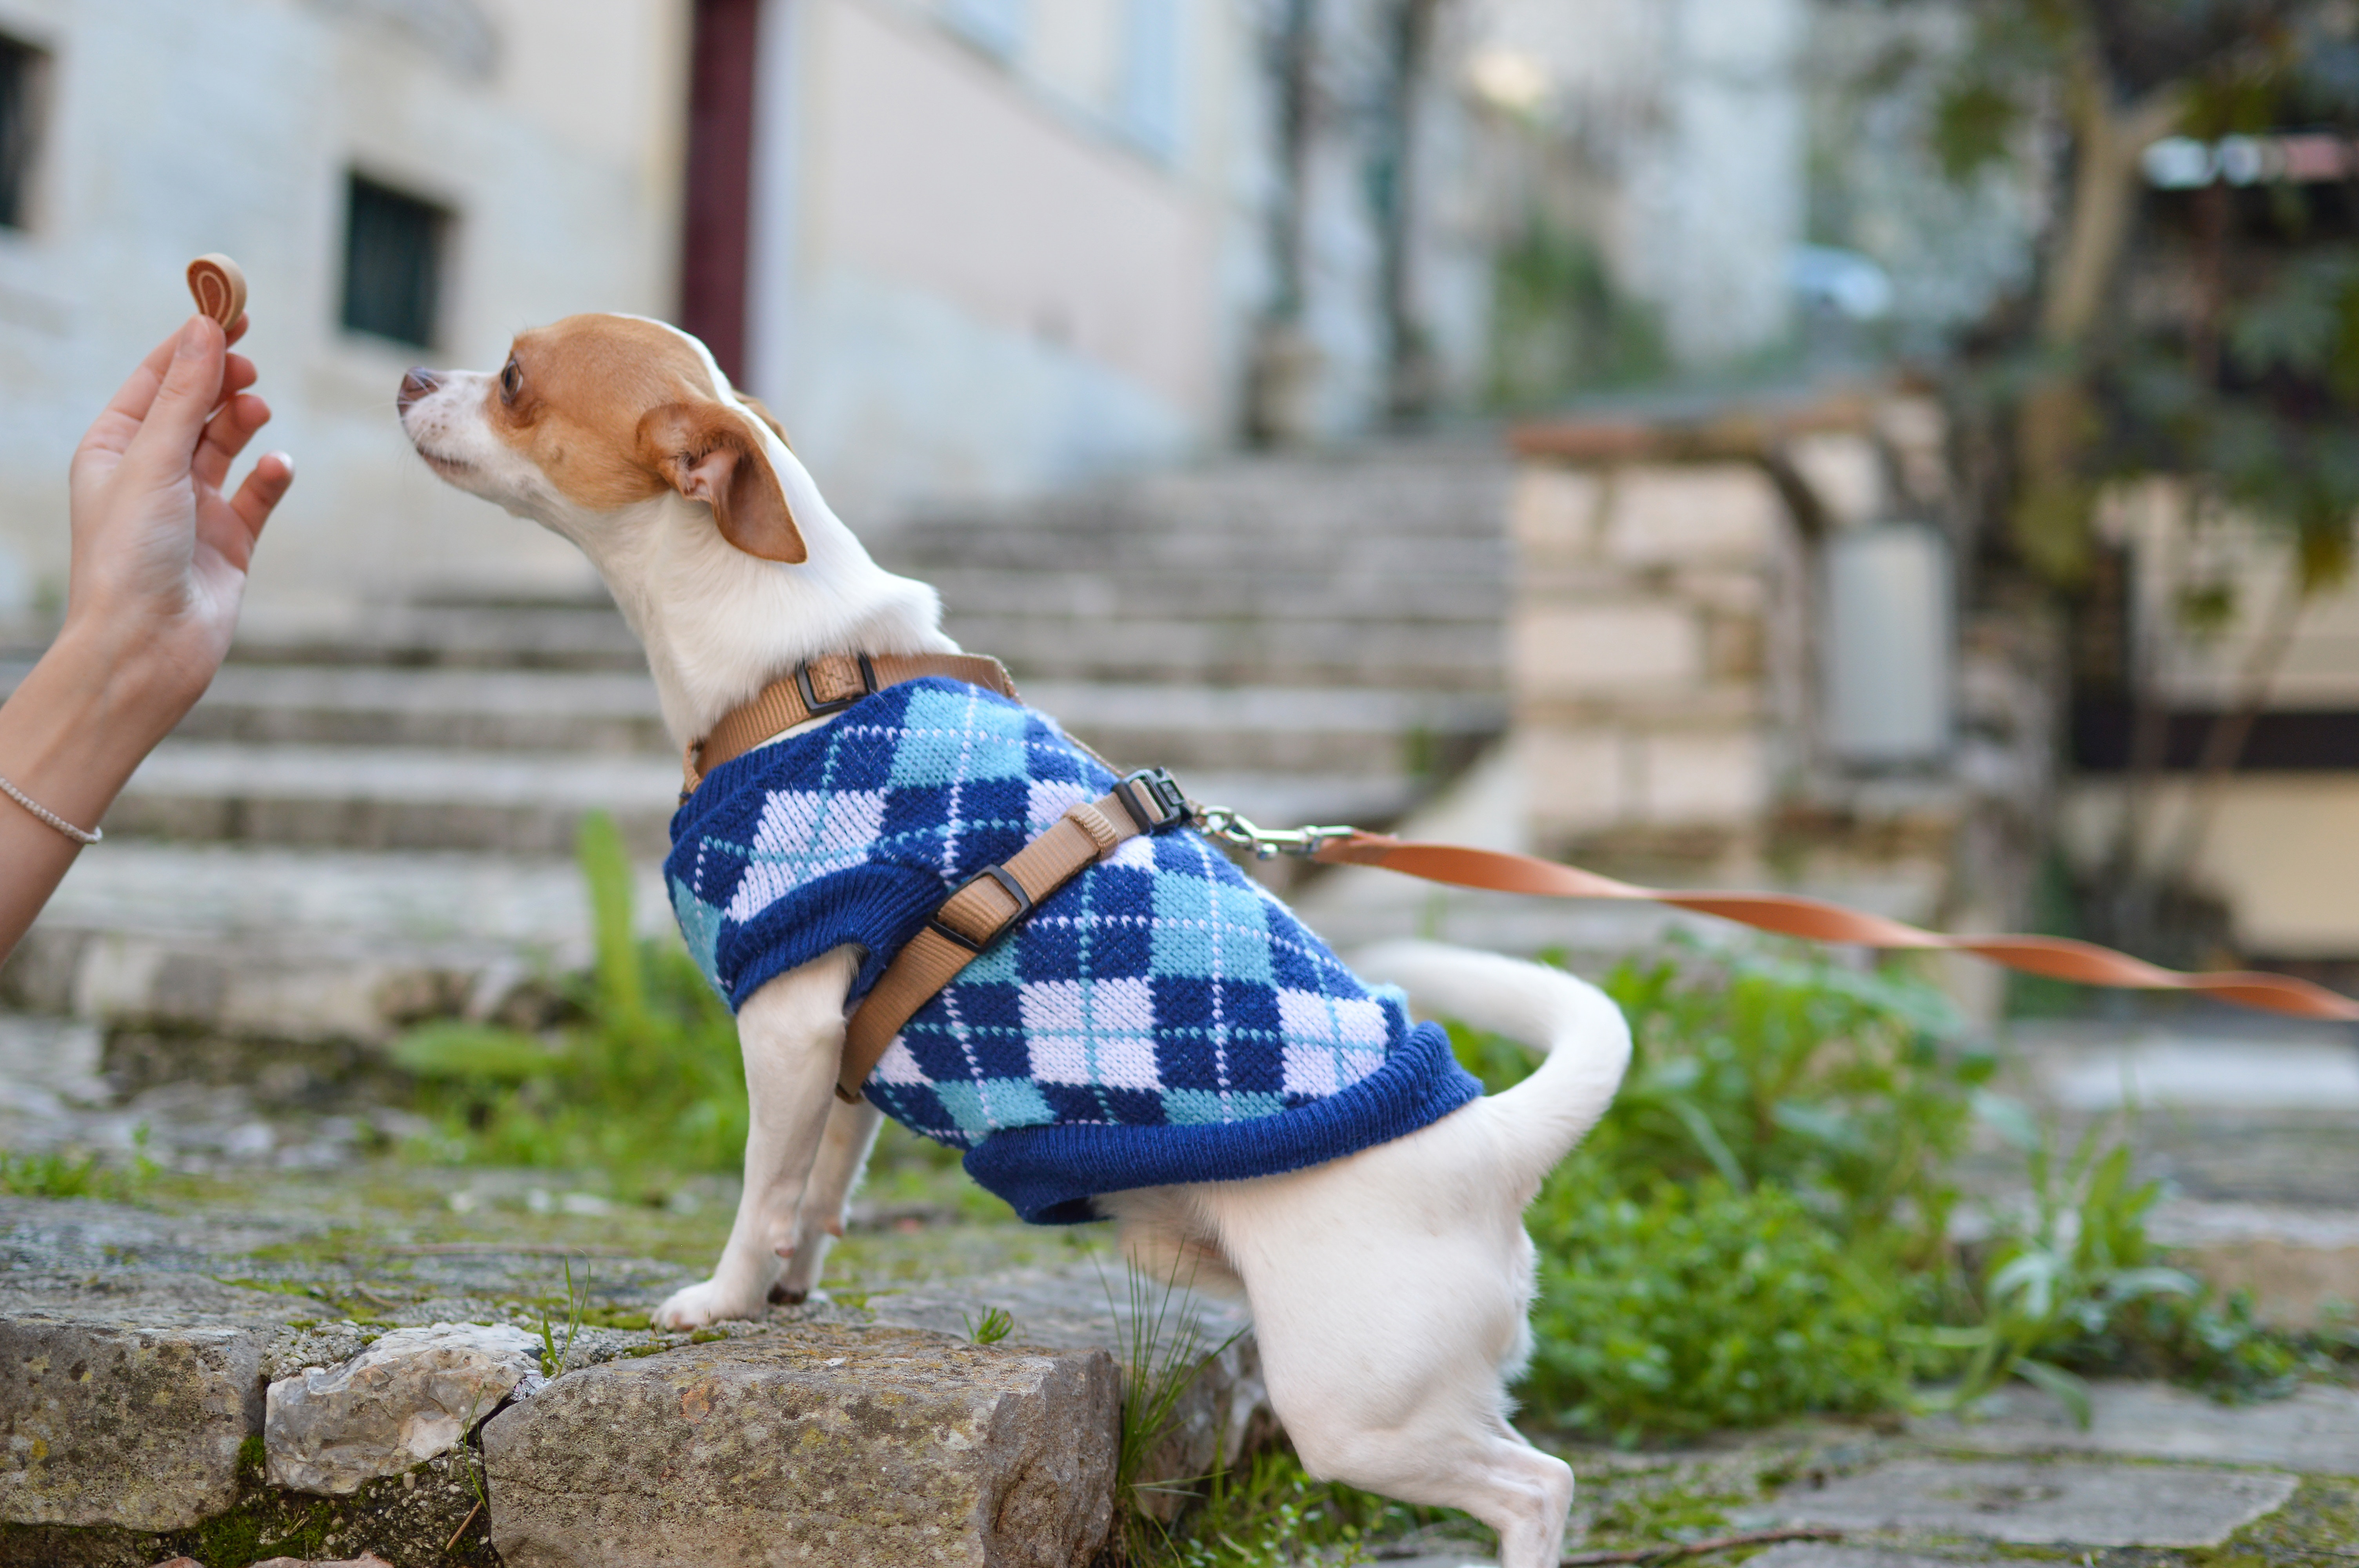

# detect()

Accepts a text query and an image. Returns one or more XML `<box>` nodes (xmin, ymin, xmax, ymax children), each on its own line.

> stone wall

<box><xmin>1496</xmin><ymin>393</ymin><xmax>2059</xmax><ymax>1008</ymax></box>
<box><xmin>1509</xmin><ymin>459</ymin><xmax>1806</xmax><ymax>869</ymax></box>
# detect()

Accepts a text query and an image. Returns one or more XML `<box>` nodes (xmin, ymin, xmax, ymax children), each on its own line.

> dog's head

<box><xmin>399</xmin><ymin>313</ymin><xmax>949</xmax><ymax>742</ymax></box>
<box><xmin>398</xmin><ymin>312</ymin><xmax>805</xmax><ymax>566</ymax></box>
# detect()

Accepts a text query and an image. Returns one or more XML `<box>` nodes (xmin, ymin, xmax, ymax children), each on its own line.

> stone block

<box><xmin>1910</xmin><ymin>1379</ymin><xmax>2359</xmax><ymax>1475</ymax></box>
<box><xmin>1750</xmin><ymin>1458</ymin><xmax>2295</xmax><ymax>1549</ymax></box>
<box><xmin>1605</xmin><ymin>466</ymin><xmax>1783</xmax><ymax>565</ymax></box>
<box><xmin>482</xmin><ymin>1323</ymin><xmax>1119</xmax><ymax>1568</ymax></box>
<box><xmin>1782</xmin><ymin>432</ymin><xmax>1885</xmax><ymax>529</ymax></box>
<box><xmin>1635</xmin><ymin>729</ymin><xmax>1767</xmax><ymax>826</ymax></box>
<box><xmin>1511</xmin><ymin>467</ymin><xmax>1603</xmax><ymax>561</ymax></box>
<box><xmin>1513</xmin><ymin>604</ymin><xmax>1701</xmax><ymax>698</ymax></box>
<box><xmin>267</xmin><ymin>1322</ymin><xmax>542</xmax><ymax>1495</ymax></box>
<box><xmin>1748</xmin><ymin>1549</ymin><xmax>2012</xmax><ymax>1568</ymax></box>
<box><xmin>861</xmin><ymin>1259</ymin><xmax>1273</xmax><ymax>1519</ymax></box>
<box><xmin>1701</xmin><ymin>610</ymin><xmax>1765</xmax><ymax>682</ymax></box>
<box><xmin>1517</xmin><ymin>728</ymin><xmax>1628</xmax><ymax>837</ymax></box>
<box><xmin>0</xmin><ymin>1318</ymin><xmax>263</xmax><ymax>1530</ymax></box>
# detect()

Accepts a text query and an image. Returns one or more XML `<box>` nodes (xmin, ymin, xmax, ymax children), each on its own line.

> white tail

<box><xmin>1355</xmin><ymin>940</ymin><xmax>1633</xmax><ymax>1184</ymax></box>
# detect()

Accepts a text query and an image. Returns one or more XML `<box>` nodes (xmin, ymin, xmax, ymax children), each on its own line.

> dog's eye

<box><xmin>499</xmin><ymin>359</ymin><xmax>523</xmax><ymax>402</ymax></box>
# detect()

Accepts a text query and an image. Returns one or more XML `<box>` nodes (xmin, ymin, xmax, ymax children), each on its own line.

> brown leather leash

<box><xmin>687</xmin><ymin>656</ymin><xmax>2359</xmax><ymax>1109</ymax></box>
<box><xmin>1301</xmin><ymin>831</ymin><xmax>2359</xmax><ymax>1022</ymax></box>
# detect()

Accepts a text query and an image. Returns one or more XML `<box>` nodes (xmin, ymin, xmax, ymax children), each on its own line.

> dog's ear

<box><xmin>638</xmin><ymin>403</ymin><xmax>806</xmax><ymax>563</ymax></box>
<box><xmin>732</xmin><ymin>392</ymin><xmax>792</xmax><ymax>448</ymax></box>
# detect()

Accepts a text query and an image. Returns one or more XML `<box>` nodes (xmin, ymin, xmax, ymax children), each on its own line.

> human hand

<box><xmin>61</xmin><ymin>312</ymin><xmax>294</xmax><ymax>737</ymax></box>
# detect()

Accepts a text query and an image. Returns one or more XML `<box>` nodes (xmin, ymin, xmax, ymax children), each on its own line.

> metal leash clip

<box><xmin>1190</xmin><ymin>802</ymin><xmax>1360</xmax><ymax>861</ymax></box>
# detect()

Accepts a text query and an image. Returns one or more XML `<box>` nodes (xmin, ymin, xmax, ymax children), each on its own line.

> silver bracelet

<box><xmin>0</xmin><ymin>772</ymin><xmax>102</xmax><ymax>846</ymax></box>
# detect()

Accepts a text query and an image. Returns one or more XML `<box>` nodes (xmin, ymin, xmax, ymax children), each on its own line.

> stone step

<box><xmin>2</xmin><ymin>842</ymin><xmax>669</xmax><ymax>1045</ymax></box>
<box><xmin>885</xmin><ymin>448</ymin><xmax>1514</xmax><ymax>549</ymax></box>
<box><xmin>1024</xmin><ymin>679</ymin><xmax>1505</xmax><ymax>780</ymax></box>
<box><xmin>911</xmin><ymin>561</ymin><xmax>1507</xmax><ymax>623</ymax></box>
<box><xmin>227</xmin><ymin>597</ymin><xmax>649</xmax><ymax>671</ymax></box>
<box><xmin>947</xmin><ymin>611</ymin><xmax>1504</xmax><ymax>689</ymax></box>
<box><xmin>0</xmin><ymin>1198</ymin><xmax>1260</xmax><ymax>1567</ymax></box>
<box><xmin>2</xmin><ymin>660</ymin><xmax>674</xmax><ymax>753</ymax></box>
<box><xmin>107</xmin><ymin>742</ymin><xmax>682</xmax><ymax>855</ymax></box>
<box><xmin>57</xmin><ymin>673</ymin><xmax>1494</xmax><ymax>854</ymax></box>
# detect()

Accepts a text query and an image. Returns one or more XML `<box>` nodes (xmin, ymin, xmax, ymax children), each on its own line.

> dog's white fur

<box><xmin>401</xmin><ymin>316</ymin><xmax>1633</xmax><ymax>1568</ymax></box>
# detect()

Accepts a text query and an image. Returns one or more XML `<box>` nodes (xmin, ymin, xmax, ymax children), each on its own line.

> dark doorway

<box><xmin>681</xmin><ymin>0</ymin><xmax>765</xmax><ymax>383</ymax></box>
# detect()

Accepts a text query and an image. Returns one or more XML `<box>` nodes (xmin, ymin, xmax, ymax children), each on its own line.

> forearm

<box><xmin>0</xmin><ymin>626</ymin><xmax>202</xmax><ymax>960</ymax></box>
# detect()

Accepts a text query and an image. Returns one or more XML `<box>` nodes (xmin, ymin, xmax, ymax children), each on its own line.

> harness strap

<box><xmin>836</xmin><ymin>769</ymin><xmax>1191</xmax><ymax>1103</ymax></box>
<box><xmin>683</xmin><ymin>651</ymin><xmax>1020</xmax><ymax>795</ymax></box>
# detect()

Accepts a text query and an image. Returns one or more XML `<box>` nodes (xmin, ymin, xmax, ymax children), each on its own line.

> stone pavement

<box><xmin>0</xmin><ymin>1174</ymin><xmax>2351</xmax><ymax>1565</ymax></box>
<box><xmin>1379</xmin><ymin>1378</ymin><xmax>2359</xmax><ymax>1568</ymax></box>
<box><xmin>0</xmin><ymin>1187</ymin><xmax>1259</xmax><ymax>1566</ymax></box>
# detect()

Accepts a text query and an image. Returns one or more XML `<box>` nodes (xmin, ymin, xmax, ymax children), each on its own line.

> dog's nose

<box><xmin>397</xmin><ymin>367</ymin><xmax>440</xmax><ymax>413</ymax></box>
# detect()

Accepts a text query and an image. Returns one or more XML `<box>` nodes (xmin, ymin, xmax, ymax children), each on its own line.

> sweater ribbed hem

<box><xmin>955</xmin><ymin>1022</ymin><xmax>1482</xmax><ymax>1224</ymax></box>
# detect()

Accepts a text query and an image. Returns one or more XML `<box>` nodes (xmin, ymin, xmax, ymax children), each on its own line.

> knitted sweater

<box><xmin>664</xmin><ymin>677</ymin><xmax>1481</xmax><ymax>1224</ymax></box>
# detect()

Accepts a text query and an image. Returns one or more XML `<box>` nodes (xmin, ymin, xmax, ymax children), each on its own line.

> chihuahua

<box><xmin>399</xmin><ymin>314</ymin><xmax>1630</xmax><ymax>1568</ymax></box>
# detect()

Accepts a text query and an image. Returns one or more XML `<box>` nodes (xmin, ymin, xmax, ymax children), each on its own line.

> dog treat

<box><xmin>186</xmin><ymin>254</ymin><xmax>247</xmax><ymax>328</ymax></box>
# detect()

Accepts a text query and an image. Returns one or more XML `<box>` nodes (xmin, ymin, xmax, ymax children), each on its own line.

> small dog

<box><xmin>399</xmin><ymin>314</ymin><xmax>1631</xmax><ymax>1568</ymax></box>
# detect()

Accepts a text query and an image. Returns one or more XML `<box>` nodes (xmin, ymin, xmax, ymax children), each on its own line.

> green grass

<box><xmin>1454</xmin><ymin>942</ymin><xmax>2320</xmax><ymax>1445</ymax></box>
<box><xmin>0</xmin><ymin>1128</ymin><xmax>159</xmax><ymax>1202</ymax></box>
<box><xmin>389</xmin><ymin>813</ymin><xmax>749</xmax><ymax>1187</ymax></box>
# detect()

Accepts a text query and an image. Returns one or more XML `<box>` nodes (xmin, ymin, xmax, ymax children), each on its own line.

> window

<box><xmin>341</xmin><ymin>174</ymin><xmax>451</xmax><ymax>350</ymax></box>
<box><xmin>1119</xmin><ymin>0</ymin><xmax>1182</xmax><ymax>160</ymax></box>
<box><xmin>0</xmin><ymin>34</ymin><xmax>50</xmax><ymax>231</ymax></box>
<box><xmin>943</xmin><ymin>0</ymin><xmax>1026</xmax><ymax>60</ymax></box>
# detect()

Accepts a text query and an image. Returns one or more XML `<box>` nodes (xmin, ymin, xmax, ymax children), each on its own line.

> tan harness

<box><xmin>685</xmin><ymin>655</ymin><xmax>2359</xmax><ymax>1107</ymax></box>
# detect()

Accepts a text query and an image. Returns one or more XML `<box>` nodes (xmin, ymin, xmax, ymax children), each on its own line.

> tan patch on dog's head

<box><xmin>482</xmin><ymin>315</ymin><xmax>803</xmax><ymax>560</ymax></box>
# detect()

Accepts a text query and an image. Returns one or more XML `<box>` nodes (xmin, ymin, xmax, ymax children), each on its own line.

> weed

<box><xmin>1923</xmin><ymin>1124</ymin><xmax>2298</xmax><ymax>1421</ymax></box>
<box><xmin>1106</xmin><ymin>1258</ymin><xmax>1242</xmax><ymax>1563</ymax></box>
<box><xmin>391</xmin><ymin>813</ymin><xmax>749</xmax><ymax>1181</ymax></box>
<box><xmin>1157</xmin><ymin>1450</ymin><xmax>1382</xmax><ymax>1567</ymax></box>
<box><xmin>0</xmin><ymin>1125</ymin><xmax>160</xmax><ymax>1202</ymax></box>
<box><xmin>534</xmin><ymin>1256</ymin><xmax>591</xmax><ymax>1379</ymax></box>
<box><xmin>966</xmin><ymin>1305</ymin><xmax>1015</xmax><ymax>1345</ymax></box>
<box><xmin>1454</xmin><ymin>942</ymin><xmax>2308</xmax><ymax>1441</ymax></box>
<box><xmin>1523</xmin><ymin>1162</ymin><xmax>1915</xmax><ymax>1442</ymax></box>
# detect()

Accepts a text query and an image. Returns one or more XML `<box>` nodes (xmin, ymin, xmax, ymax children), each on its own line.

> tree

<box><xmin>1870</xmin><ymin>0</ymin><xmax>2359</xmax><ymax>957</ymax></box>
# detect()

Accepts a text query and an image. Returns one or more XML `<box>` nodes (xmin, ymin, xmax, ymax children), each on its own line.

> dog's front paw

<box><xmin>654</xmin><ymin>1278</ymin><xmax>766</xmax><ymax>1330</ymax></box>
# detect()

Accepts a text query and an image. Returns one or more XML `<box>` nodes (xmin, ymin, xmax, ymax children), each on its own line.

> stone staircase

<box><xmin>0</xmin><ymin>442</ymin><xmax>1515</xmax><ymax>1051</ymax></box>
<box><xmin>881</xmin><ymin>441</ymin><xmax>1513</xmax><ymax>825</ymax></box>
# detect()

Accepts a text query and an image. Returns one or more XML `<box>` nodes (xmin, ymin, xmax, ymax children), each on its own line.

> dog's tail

<box><xmin>1355</xmin><ymin>940</ymin><xmax>1632</xmax><ymax>1187</ymax></box>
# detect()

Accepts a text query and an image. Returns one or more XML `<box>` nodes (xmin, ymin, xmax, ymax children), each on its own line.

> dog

<box><xmin>398</xmin><ymin>314</ymin><xmax>1633</xmax><ymax>1568</ymax></box>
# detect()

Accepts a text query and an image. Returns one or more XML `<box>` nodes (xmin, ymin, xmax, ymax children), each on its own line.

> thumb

<box><xmin>123</xmin><ymin>317</ymin><xmax>226</xmax><ymax>477</ymax></box>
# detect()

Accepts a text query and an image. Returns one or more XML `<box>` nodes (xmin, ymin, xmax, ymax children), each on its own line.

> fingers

<box><xmin>225</xmin><ymin>312</ymin><xmax>250</xmax><ymax>348</ymax></box>
<box><xmin>84</xmin><ymin>321</ymin><xmax>199</xmax><ymax>460</ymax></box>
<box><xmin>222</xmin><ymin>352</ymin><xmax>257</xmax><ymax>403</ymax></box>
<box><xmin>225</xmin><ymin>450</ymin><xmax>295</xmax><ymax>562</ymax></box>
<box><xmin>193</xmin><ymin>392</ymin><xmax>271</xmax><ymax>492</ymax></box>
<box><xmin>122</xmin><ymin>317</ymin><xmax>226</xmax><ymax>476</ymax></box>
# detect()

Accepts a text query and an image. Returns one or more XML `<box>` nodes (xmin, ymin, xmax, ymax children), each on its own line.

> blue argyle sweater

<box><xmin>664</xmin><ymin>677</ymin><xmax>1480</xmax><ymax>1224</ymax></box>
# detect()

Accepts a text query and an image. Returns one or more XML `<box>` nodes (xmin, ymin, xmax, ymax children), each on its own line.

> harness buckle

<box><xmin>794</xmin><ymin>654</ymin><xmax>879</xmax><ymax>719</ymax></box>
<box><xmin>929</xmin><ymin>864</ymin><xmax>1034</xmax><ymax>953</ymax></box>
<box><xmin>1114</xmin><ymin>768</ymin><xmax>1190</xmax><ymax>834</ymax></box>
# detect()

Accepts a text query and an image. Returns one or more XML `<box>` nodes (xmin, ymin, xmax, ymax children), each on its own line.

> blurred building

<box><xmin>1461</xmin><ymin>0</ymin><xmax>1808</xmax><ymax>371</ymax></box>
<box><xmin>0</xmin><ymin>0</ymin><xmax>1503</xmax><ymax>620</ymax></box>
<box><xmin>711</xmin><ymin>0</ymin><xmax>1496</xmax><ymax>523</ymax></box>
<box><xmin>0</xmin><ymin>0</ymin><xmax>690</xmax><ymax>624</ymax></box>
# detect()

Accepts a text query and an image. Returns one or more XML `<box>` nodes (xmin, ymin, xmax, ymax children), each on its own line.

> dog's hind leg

<box><xmin>772</xmin><ymin>1095</ymin><xmax>883</xmax><ymax>1303</ymax></box>
<box><xmin>655</xmin><ymin>946</ymin><xmax>859</xmax><ymax>1330</ymax></box>
<box><xmin>1198</xmin><ymin>1114</ymin><xmax>1578</xmax><ymax>1568</ymax></box>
